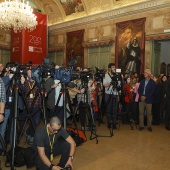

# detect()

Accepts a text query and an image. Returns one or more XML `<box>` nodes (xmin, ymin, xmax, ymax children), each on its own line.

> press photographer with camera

<box><xmin>0</xmin><ymin>62</ymin><xmax>22</xmax><ymax>169</ymax></box>
<box><xmin>0</xmin><ymin>77</ymin><xmax>5</xmax><ymax>122</ymax></box>
<box><xmin>45</xmin><ymin>64</ymin><xmax>84</xmax><ymax>125</ymax></box>
<box><xmin>0</xmin><ymin>77</ymin><xmax>5</xmax><ymax>170</ymax></box>
<box><xmin>34</xmin><ymin>116</ymin><xmax>76</xmax><ymax>170</ymax></box>
<box><xmin>103</xmin><ymin>63</ymin><xmax>122</xmax><ymax>129</ymax></box>
<box><xmin>20</xmin><ymin>69</ymin><xmax>42</xmax><ymax>144</ymax></box>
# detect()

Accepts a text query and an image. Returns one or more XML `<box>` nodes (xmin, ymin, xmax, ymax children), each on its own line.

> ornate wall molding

<box><xmin>82</xmin><ymin>39</ymin><xmax>114</xmax><ymax>47</ymax></box>
<box><xmin>48</xmin><ymin>47</ymin><xmax>65</xmax><ymax>52</ymax></box>
<box><xmin>146</xmin><ymin>33</ymin><xmax>170</xmax><ymax>41</ymax></box>
<box><xmin>49</xmin><ymin>0</ymin><xmax>170</xmax><ymax>32</ymax></box>
<box><xmin>0</xmin><ymin>45</ymin><xmax>10</xmax><ymax>50</ymax></box>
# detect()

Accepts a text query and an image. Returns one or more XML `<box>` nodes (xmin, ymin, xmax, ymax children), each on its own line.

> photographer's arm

<box><xmin>69</xmin><ymin>87</ymin><xmax>85</xmax><ymax>94</ymax></box>
<box><xmin>65</xmin><ymin>135</ymin><xmax>76</xmax><ymax>169</ymax></box>
<box><xmin>103</xmin><ymin>74</ymin><xmax>111</xmax><ymax>88</ymax></box>
<box><xmin>37</xmin><ymin>146</ymin><xmax>61</xmax><ymax>170</ymax></box>
<box><xmin>104</xmin><ymin>83</ymin><xmax>111</xmax><ymax>88</ymax></box>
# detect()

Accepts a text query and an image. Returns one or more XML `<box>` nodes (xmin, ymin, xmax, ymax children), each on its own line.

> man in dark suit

<box><xmin>138</xmin><ymin>69</ymin><xmax>155</xmax><ymax>132</ymax></box>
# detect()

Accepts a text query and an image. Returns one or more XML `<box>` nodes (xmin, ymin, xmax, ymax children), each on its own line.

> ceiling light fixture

<box><xmin>0</xmin><ymin>0</ymin><xmax>38</xmax><ymax>33</ymax></box>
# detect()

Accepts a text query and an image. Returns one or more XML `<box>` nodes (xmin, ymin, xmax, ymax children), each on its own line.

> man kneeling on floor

<box><xmin>34</xmin><ymin>116</ymin><xmax>76</xmax><ymax>170</ymax></box>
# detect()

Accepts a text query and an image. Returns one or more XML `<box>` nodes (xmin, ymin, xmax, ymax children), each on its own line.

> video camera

<box><xmin>109</xmin><ymin>69</ymin><xmax>122</xmax><ymax>90</ymax></box>
<box><xmin>54</xmin><ymin>59</ymin><xmax>77</xmax><ymax>84</ymax></box>
<box><xmin>78</xmin><ymin>70</ymin><xmax>93</xmax><ymax>87</ymax></box>
<box><xmin>7</xmin><ymin>62</ymin><xmax>32</xmax><ymax>77</ymax></box>
<box><xmin>62</xmin><ymin>165</ymin><xmax>72</xmax><ymax>170</ymax></box>
<box><xmin>94</xmin><ymin>67</ymin><xmax>105</xmax><ymax>83</ymax></box>
<box><xmin>31</xmin><ymin>58</ymin><xmax>55</xmax><ymax>84</ymax></box>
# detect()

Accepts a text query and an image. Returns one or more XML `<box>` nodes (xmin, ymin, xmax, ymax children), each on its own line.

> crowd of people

<box><xmin>0</xmin><ymin>61</ymin><xmax>170</xmax><ymax>169</ymax></box>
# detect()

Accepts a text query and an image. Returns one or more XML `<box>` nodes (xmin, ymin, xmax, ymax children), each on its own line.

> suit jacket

<box><xmin>138</xmin><ymin>78</ymin><xmax>155</xmax><ymax>104</ymax></box>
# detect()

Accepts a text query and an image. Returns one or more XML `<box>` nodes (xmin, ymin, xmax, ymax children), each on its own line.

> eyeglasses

<box><xmin>51</xmin><ymin>127</ymin><xmax>61</xmax><ymax>133</ymax></box>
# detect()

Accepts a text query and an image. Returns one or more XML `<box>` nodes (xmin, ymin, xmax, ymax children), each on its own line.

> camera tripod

<box><xmin>18</xmin><ymin>79</ymin><xmax>47</xmax><ymax>142</ymax></box>
<box><xmin>6</xmin><ymin>74</ymin><xmax>47</xmax><ymax>170</ymax></box>
<box><xmin>74</xmin><ymin>81</ymin><xmax>112</xmax><ymax>144</ymax></box>
<box><xmin>91</xmin><ymin>80</ymin><xmax>105</xmax><ymax>126</ymax></box>
<box><xmin>53</xmin><ymin>82</ymin><xmax>77</xmax><ymax>129</ymax></box>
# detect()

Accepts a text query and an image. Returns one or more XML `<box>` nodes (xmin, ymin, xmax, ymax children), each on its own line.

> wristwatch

<box><xmin>69</xmin><ymin>155</ymin><xmax>73</xmax><ymax>160</ymax></box>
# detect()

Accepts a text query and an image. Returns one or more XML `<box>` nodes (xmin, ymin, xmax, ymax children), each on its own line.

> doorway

<box><xmin>151</xmin><ymin>39</ymin><xmax>170</xmax><ymax>76</ymax></box>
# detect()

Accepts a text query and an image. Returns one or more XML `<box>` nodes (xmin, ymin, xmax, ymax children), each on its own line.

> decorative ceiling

<box><xmin>0</xmin><ymin>0</ymin><xmax>168</xmax><ymax>27</ymax></box>
<box><xmin>29</xmin><ymin>0</ymin><xmax>145</xmax><ymax>26</ymax></box>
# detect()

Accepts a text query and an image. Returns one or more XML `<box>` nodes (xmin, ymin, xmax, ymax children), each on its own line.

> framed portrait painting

<box><xmin>115</xmin><ymin>18</ymin><xmax>146</xmax><ymax>74</ymax></box>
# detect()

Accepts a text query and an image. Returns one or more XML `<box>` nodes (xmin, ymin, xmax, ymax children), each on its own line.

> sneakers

<box><xmin>139</xmin><ymin>127</ymin><xmax>152</xmax><ymax>132</ymax></box>
<box><xmin>148</xmin><ymin>127</ymin><xmax>152</xmax><ymax>132</ymax></box>
<box><xmin>138</xmin><ymin>127</ymin><xmax>144</xmax><ymax>131</ymax></box>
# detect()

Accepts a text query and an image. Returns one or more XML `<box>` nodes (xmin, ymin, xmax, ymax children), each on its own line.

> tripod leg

<box><xmin>66</xmin><ymin>93</ymin><xmax>77</xmax><ymax>129</ymax></box>
<box><xmin>0</xmin><ymin>134</ymin><xmax>11</xmax><ymax>167</ymax></box>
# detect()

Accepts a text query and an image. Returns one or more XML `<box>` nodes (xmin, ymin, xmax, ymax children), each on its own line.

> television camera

<box><xmin>94</xmin><ymin>67</ymin><xmax>106</xmax><ymax>84</ymax></box>
<box><xmin>109</xmin><ymin>68</ymin><xmax>122</xmax><ymax>91</ymax></box>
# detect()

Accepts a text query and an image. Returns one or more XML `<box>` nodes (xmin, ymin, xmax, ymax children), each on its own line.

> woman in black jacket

<box><xmin>165</xmin><ymin>78</ymin><xmax>170</xmax><ymax>130</ymax></box>
<box><xmin>152</xmin><ymin>75</ymin><xmax>162</xmax><ymax>125</ymax></box>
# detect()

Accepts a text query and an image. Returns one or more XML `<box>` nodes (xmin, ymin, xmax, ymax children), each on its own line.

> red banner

<box><xmin>11</xmin><ymin>12</ymin><xmax>47</xmax><ymax>64</ymax></box>
<box><xmin>11</xmin><ymin>30</ymin><xmax>22</xmax><ymax>63</ymax></box>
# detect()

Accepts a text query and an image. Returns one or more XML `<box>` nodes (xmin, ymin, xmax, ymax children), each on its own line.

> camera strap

<box><xmin>53</xmin><ymin>91</ymin><xmax>62</xmax><ymax>115</ymax></box>
<box><xmin>107</xmin><ymin>72</ymin><xmax>113</xmax><ymax>92</ymax></box>
<box><xmin>28</xmin><ymin>81</ymin><xmax>35</xmax><ymax>98</ymax></box>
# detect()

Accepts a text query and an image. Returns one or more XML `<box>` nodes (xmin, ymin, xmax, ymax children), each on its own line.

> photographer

<box><xmin>0</xmin><ymin>63</ymin><xmax>18</xmax><ymax>168</ymax></box>
<box><xmin>46</xmin><ymin>64</ymin><xmax>84</xmax><ymax>125</ymax></box>
<box><xmin>0</xmin><ymin>77</ymin><xmax>5</xmax><ymax>169</ymax></box>
<box><xmin>103</xmin><ymin>63</ymin><xmax>121</xmax><ymax>128</ymax></box>
<box><xmin>20</xmin><ymin>69</ymin><xmax>42</xmax><ymax>144</ymax></box>
<box><xmin>93</xmin><ymin>68</ymin><xmax>104</xmax><ymax>121</ymax></box>
<box><xmin>34</xmin><ymin>116</ymin><xmax>76</xmax><ymax>170</ymax></box>
<box><xmin>0</xmin><ymin>78</ymin><xmax>5</xmax><ymax>122</ymax></box>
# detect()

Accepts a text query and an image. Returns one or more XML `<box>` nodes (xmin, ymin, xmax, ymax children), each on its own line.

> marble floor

<box><xmin>1</xmin><ymin>121</ymin><xmax>170</xmax><ymax>170</ymax></box>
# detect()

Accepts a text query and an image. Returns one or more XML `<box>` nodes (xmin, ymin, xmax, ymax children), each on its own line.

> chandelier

<box><xmin>0</xmin><ymin>0</ymin><xmax>38</xmax><ymax>33</ymax></box>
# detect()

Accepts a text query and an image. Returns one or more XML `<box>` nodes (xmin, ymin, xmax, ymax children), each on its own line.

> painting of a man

<box><xmin>117</xmin><ymin>22</ymin><xmax>144</xmax><ymax>75</ymax></box>
<box><xmin>125</xmin><ymin>37</ymin><xmax>141</xmax><ymax>74</ymax></box>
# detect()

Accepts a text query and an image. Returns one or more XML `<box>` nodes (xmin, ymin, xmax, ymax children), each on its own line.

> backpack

<box><xmin>23</xmin><ymin>147</ymin><xmax>37</xmax><ymax>168</ymax></box>
<box><xmin>6</xmin><ymin>146</ymin><xmax>25</xmax><ymax>167</ymax></box>
<box><xmin>66</xmin><ymin>127</ymin><xmax>87</xmax><ymax>146</ymax></box>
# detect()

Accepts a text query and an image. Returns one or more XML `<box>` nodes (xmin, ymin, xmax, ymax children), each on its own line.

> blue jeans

<box><xmin>0</xmin><ymin>109</ymin><xmax>11</xmax><ymax>155</ymax></box>
<box><xmin>19</xmin><ymin>107</ymin><xmax>41</xmax><ymax>137</ymax></box>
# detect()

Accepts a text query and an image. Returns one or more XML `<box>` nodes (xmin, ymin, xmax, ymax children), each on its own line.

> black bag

<box><xmin>23</xmin><ymin>147</ymin><xmax>37</xmax><ymax>168</ymax></box>
<box><xmin>6</xmin><ymin>146</ymin><xmax>25</xmax><ymax>167</ymax></box>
